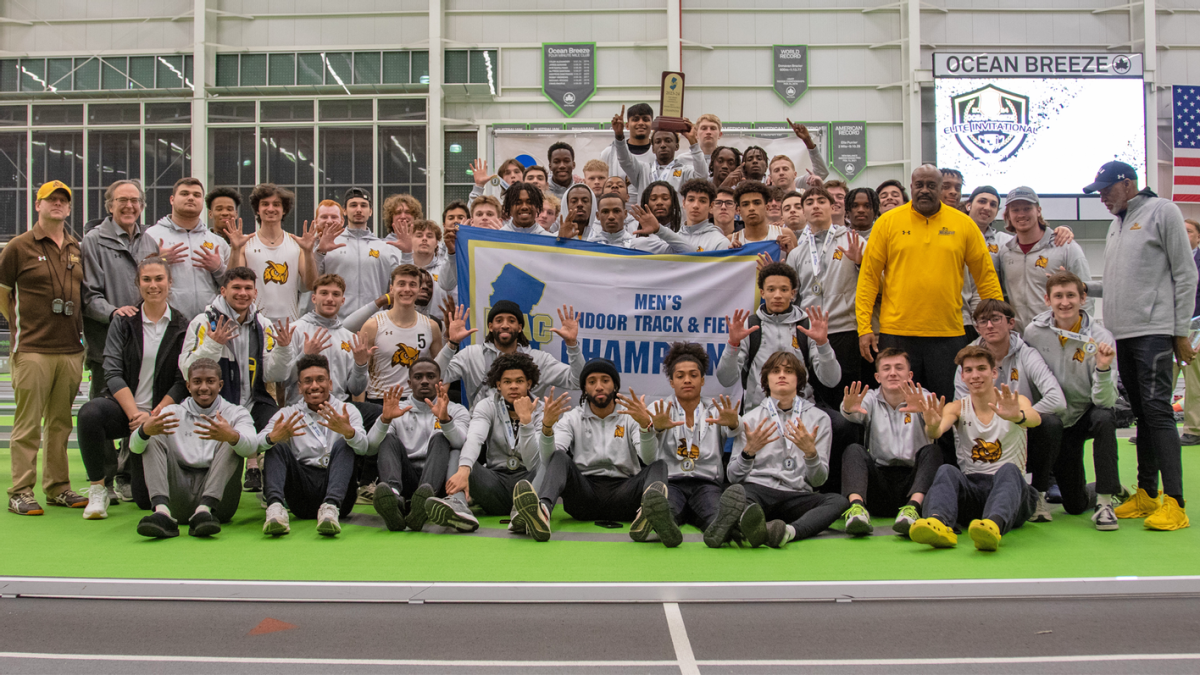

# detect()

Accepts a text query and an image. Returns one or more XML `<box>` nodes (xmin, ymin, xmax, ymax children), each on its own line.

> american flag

<box><xmin>1175</xmin><ymin>85</ymin><xmax>1200</xmax><ymax>203</ymax></box>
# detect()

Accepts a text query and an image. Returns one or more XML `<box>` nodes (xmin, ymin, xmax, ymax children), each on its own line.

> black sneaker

<box><xmin>373</xmin><ymin>485</ymin><xmax>407</xmax><ymax>532</ymax></box>
<box><xmin>765</xmin><ymin>520</ymin><xmax>790</xmax><ymax>548</ymax></box>
<box><xmin>242</xmin><ymin>467</ymin><xmax>263</xmax><ymax>493</ymax></box>
<box><xmin>188</xmin><ymin>510</ymin><xmax>221</xmax><ymax>537</ymax></box>
<box><xmin>512</xmin><ymin>480</ymin><xmax>551</xmax><ymax>542</ymax></box>
<box><xmin>641</xmin><ymin>482</ymin><xmax>682</xmax><ymax>548</ymax></box>
<box><xmin>137</xmin><ymin>512</ymin><xmax>180</xmax><ymax>539</ymax></box>
<box><xmin>703</xmin><ymin>485</ymin><xmax>746</xmax><ymax>548</ymax></box>
<box><xmin>49</xmin><ymin>489</ymin><xmax>88</xmax><ymax>508</ymax></box>
<box><xmin>739</xmin><ymin>502</ymin><xmax>768</xmax><ymax>548</ymax></box>
<box><xmin>405</xmin><ymin>484</ymin><xmax>435</xmax><ymax>531</ymax></box>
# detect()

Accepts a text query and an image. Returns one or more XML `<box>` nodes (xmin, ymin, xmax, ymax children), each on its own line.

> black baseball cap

<box><xmin>967</xmin><ymin>185</ymin><xmax>999</xmax><ymax>203</ymax></box>
<box><xmin>1083</xmin><ymin>161</ymin><xmax>1137</xmax><ymax>194</ymax></box>
<box><xmin>344</xmin><ymin>187</ymin><xmax>371</xmax><ymax>203</ymax></box>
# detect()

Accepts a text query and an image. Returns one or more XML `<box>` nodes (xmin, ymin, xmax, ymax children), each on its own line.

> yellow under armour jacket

<box><xmin>855</xmin><ymin>202</ymin><xmax>1002</xmax><ymax>337</ymax></box>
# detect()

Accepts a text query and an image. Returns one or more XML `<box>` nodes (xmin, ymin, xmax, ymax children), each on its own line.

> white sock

<box><xmin>195</xmin><ymin>504</ymin><xmax>211</xmax><ymax>514</ymax></box>
<box><xmin>1097</xmin><ymin>494</ymin><xmax>1113</xmax><ymax>507</ymax></box>
<box><xmin>154</xmin><ymin>504</ymin><xmax>172</xmax><ymax>518</ymax></box>
<box><xmin>784</xmin><ymin>524</ymin><xmax>796</xmax><ymax>543</ymax></box>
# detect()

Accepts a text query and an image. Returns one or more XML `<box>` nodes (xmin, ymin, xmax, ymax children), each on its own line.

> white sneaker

<box><xmin>82</xmin><ymin>484</ymin><xmax>109</xmax><ymax>520</ymax></box>
<box><xmin>1092</xmin><ymin>503</ymin><xmax>1119</xmax><ymax>531</ymax></box>
<box><xmin>263</xmin><ymin>502</ymin><xmax>290</xmax><ymax>536</ymax></box>
<box><xmin>316</xmin><ymin>503</ymin><xmax>342</xmax><ymax>536</ymax></box>
<box><xmin>1030</xmin><ymin>492</ymin><xmax>1054</xmax><ymax>523</ymax></box>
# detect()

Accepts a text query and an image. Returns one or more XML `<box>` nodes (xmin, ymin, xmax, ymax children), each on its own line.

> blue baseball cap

<box><xmin>1083</xmin><ymin>161</ymin><xmax>1137</xmax><ymax>194</ymax></box>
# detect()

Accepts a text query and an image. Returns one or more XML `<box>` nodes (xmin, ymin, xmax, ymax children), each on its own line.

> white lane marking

<box><xmin>0</xmin><ymin>652</ymin><xmax>674</xmax><ymax>667</ymax></box>
<box><xmin>698</xmin><ymin>653</ymin><xmax>1200</xmax><ymax>666</ymax></box>
<box><xmin>662</xmin><ymin>603</ymin><xmax>701</xmax><ymax>675</ymax></box>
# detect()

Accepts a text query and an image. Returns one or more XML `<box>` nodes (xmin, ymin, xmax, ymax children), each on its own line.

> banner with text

<box><xmin>542</xmin><ymin>42</ymin><xmax>597</xmax><ymax>117</ymax></box>
<box><xmin>455</xmin><ymin>228</ymin><xmax>777</xmax><ymax>401</ymax></box>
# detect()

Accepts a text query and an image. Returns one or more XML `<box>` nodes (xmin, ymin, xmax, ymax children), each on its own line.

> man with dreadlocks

<box><xmin>630</xmin><ymin>179</ymin><xmax>730</xmax><ymax>253</ymax></box>
<box><xmin>512</xmin><ymin>358</ymin><xmax>670</xmax><ymax>544</ymax></box>
<box><xmin>437</xmin><ymin>300</ymin><xmax>583</xmax><ymax>406</ymax></box>
<box><xmin>499</xmin><ymin>181</ymin><xmax>551</xmax><ymax>236</ymax></box>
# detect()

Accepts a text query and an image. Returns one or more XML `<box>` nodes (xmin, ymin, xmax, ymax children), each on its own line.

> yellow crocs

<box><xmin>909</xmin><ymin>517</ymin><xmax>957</xmax><ymax>548</ymax></box>
<box><xmin>968</xmin><ymin>519</ymin><xmax>1002</xmax><ymax>551</ymax></box>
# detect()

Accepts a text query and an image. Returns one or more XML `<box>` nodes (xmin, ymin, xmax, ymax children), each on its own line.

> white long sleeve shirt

<box><xmin>256</xmin><ymin>401</ymin><xmax>368</xmax><ymax>467</ymax></box>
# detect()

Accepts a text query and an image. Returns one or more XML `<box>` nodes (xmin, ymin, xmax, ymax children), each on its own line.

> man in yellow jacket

<box><xmin>855</xmin><ymin>164</ymin><xmax>1003</xmax><ymax>402</ymax></box>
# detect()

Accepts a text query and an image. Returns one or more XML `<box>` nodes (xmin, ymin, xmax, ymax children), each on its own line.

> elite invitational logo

<box><xmin>946</xmin><ymin>84</ymin><xmax>1037</xmax><ymax>165</ymax></box>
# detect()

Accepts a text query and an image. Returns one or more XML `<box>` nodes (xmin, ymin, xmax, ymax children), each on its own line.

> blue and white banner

<box><xmin>455</xmin><ymin>228</ymin><xmax>777</xmax><ymax>400</ymax></box>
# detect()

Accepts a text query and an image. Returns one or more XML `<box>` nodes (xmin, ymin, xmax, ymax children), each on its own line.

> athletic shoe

<box><xmin>1092</xmin><ymin>503</ymin><xmax>1119</xmax><ymax>531</ymax></box>
<box><xmin>640</xmin><ymin>482</ymin><xmax>682</xmax><ymax>548</ymax></box>
<box><xmin>842</xmin><ymin>502</ymin><xmax>873</xmax><ymax>536</ymax></box>
<box><xmin>764</xmin><ymin>520</ymin><xmax>791</xmax><ymax>548</ymax></box>
<box><xmin>893</xmin><ymin>505</ymin><xmax>919</xmax><ymax>536</ymax></box>
<box><xmin>1181</xmin><ymin>433</ymin><xmax>1200</xmax><ymax>446</ymax></box>
<box><xmin>739</xmin><ymin>502</ymin><xmax>768</xmax><ymax>548</ymax></box>
<box><xmin>263</xmin><ymin>502</ymin><xmax>290</xmax><ymax>536</ymax></box>
<box><xmin>405</xmin><ymin>484</ymin><xmax>435</xmax><ymax>531</ymax></box>
<box><xmin>316</xmin><ymin>503</ymin><xmax>341</xmax><ymax>536</ymax></box>
<box><xmin>703</xmin><ymin>484</ymin><xmax>747</xmax><ymax>548</ymax></box>
<box><xmin>373</xmin><ymin>485</ymin><xmax>407</xmax><ymax>532</ymax></box>
<box><xmin>507</xmin><ymin>507</ymin><xmax>527</xmax><ymax>535</ymax></box>
<box><xmin>8</xmin><ymin>493</ymin><xmax>43</xmax><ymax>516</ymax></box>
<box><xmin>909</xmin><ymin>517</ymin><xmax>957</xmax><ymax>548</ymax></box>
<box><xmin>106</xmin><ymin>487</ymin><xmax>121</xmax><ymax>507</ymax></box>
<box><xmin>50</xmin><ymin>489</ymin><xmax>87</xmax><ymax>508</ymax></box>
<box><xmin>1144</xmin><ymin>496</ymin><xmax>1190</xmax><ymax>531</ymax></box>
<box><xmin>968</xmin><ymin>519</ymin><xmax>1002</xmax><ymax>551</ymax></box>
<box><xmin>1114</xmin><ymin>487</ymin><xmax>1161</xmax><ymax>519</ymax></box>
<box><xmin>242</xmin><ymin>467</ymin><xmax>262</xmax><ymax>493</ymax></box>
<box><xmin>137</xmin><ymin>512</ymin><xmax>180</xmax><ymax>539</ymax></box>
<box><xmin>512</xmin><ymin>479</ymin><xmax>551</xmax><ymax>542</ymax></box>
<box><xmin>356</xmin><ymin>480</ymin><xmax>377</xmax><ymax>505</ymax></box>
<box><xmin>426</xmin><ymin>496</ymin><xmax>481</xmax><ymax>532</ymax></box>
<box><xmin>1029</xmin><ymin>492</ymin><xmax>1054</xmax><ymax>523</ymax></box>
<box><xmin>188</xmin><ymin>510</ymin><xmax>221</xmax><ymax>537</ymax></box>
<box><xmin>83</xmin><ymin>484</ymin><xmax>109</xmax><ymax>520</ymax></box>
<box><xmin>1046</xmin><ymin>483</ymin><xmax>1063</xmax><ymax>504</ymax></box>
<box><xmin>114</xmin><ymin>476</ymin><xmax>134</xmax><ymax>502</ymax></box>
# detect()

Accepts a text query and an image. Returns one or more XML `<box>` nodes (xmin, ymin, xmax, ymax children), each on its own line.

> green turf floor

<box><xmin>2</xmin><ymin>438</ymin><xmax>1199</xmax><ymax>583</ymax></box>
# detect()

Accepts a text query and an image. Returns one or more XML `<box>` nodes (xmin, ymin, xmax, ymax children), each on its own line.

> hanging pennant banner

<box><xmin>830</xmin><ymin>121</ymin><xmax>867</xmax><ymax>181</ymax></box>
<box><xmin>543</xmin><ymin>43</ymin><xmax>597</xmax><ymax>118</ymax></box>
<box><xmin>773</xmin><ymin>45</ymin><xmax>809</xmax><ymax>105</ymax></box>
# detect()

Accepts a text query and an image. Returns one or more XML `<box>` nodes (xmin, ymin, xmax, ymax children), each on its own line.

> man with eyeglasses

<box><xmin>712</xmin><ymin>187</ymin><xmax>738</xmax><ymax>238</ymax></box>
<box><xmin>81</xmin><ymin>179</ymin><xmax>151</xmax><ymax>503</ymax></box>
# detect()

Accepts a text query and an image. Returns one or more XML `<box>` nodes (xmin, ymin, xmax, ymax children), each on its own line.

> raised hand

<box><xmin>612</xmin><ymin>105</ymin><xmax>626</xmax><ymax>140</ymax></box>
<box><xmin>317</xmin><ymin>219</ymin><xmax>346</xmax><ymax>254</ymax></box>
<box><xmin>842</xmin><ymin>381</ymin><xmax>869</xmax><ymax>415</ymax></box>
<box><xmin>898</xmin><ymin>381</ymin><xmax>927</xmax><ymax>413</ymax></box>
<box><xmin>426</xmin><ymin>382</ymin><xmax>450</xmax><ymax>423</ymax></box>
<box><xmin>380</xmin><ymin>385</ymin><xmax>412</xmax><ymax>424</ymax></box>
<box><xmin>209</xmin><ymin>315</ymin><xmax>238</xmax><ymax>345</ymax></box>
<box><xmin>541</xmin><ymin>387</ymin><xmax>572</xmax><ymax>430</ymax></box>
<box><xmin>350</xmin><ymin>331</ymin><xmax>376</xmax><ymax>366</ymax></box>
<box><xmin>445</xmin><ymin>304</ymin><xmax>478</xmax><ymax>344</ymax></box>
<box><xmin>725</xmin><ymin>308</ymin><xmax>760</xmax><ymax>347</ymax></box>
<box><xmin>648</xmin><ymin>399</ymin><xmax>684</xmax><ymax>432</ymax></box>
<box><xmin>292</xmin><ymin>220</ymin><xmax>317</xmax><ymax>251</ymax></box>
<box><xmin>804</xmin><ymin>168</ymin><xmax>823</xmax><ymax>189</ymax></box>
<box><xmin>549</xmin><ymin>305</ymin><xmax>579</xmax><ymax>346</ymax></box>
<box><xmin>270</xmin><ymin>318</ymin><xmax>295</xmax><ymax>347</ymax></box>
<box><xmin>798</xmin><ymin>305</ymin><xmax>829</xmax><ymax>345</ymax></box>
<box><xmin>785</xmin><ymin>419</ymin><xmax>818</xmax><ymax>458</ymax></box>
<box><xmin>743</xmin><ymin>417</ymin><xmax>780</xmax><ymax>457</ymax></box>
<box><xmin>720</xmin><ymin>163</ymin><xmax>746</xmax><ymax>189</ymax></box>
<box><xmin>615</xmin><ymin>388</ymin><xmax>652</xmax><ymax>429</ymax></box>
<box><xmin>512</xmin><ymin>395</ymin><xmax>535</xmax><ymax>426</ymax></box>
<box><xmin>990</xmin><ymin>384</ymin><xmax>1023</xmax><ymax>423</ymax></box>
<box><xmin>837</xmin><ymin>231</ymin><xmax>864</xmax><ymax>265</ymax></box>
<box><xmin>192</xmin><ymin>245</ymin><xmax>223</xmax><ymax>272</ymax></box>
<box><xmin>756</xmin><ymin>252</ymin><xmax>774</xmax><ymax>272</ymax></box>
<box><xmin>443</xmin><ymin>220</ymin><xmax>458</xmax><ymax>254</ymax></box>
<box><xmin>705</xmin><ymin>394</ymin><xmax>740</xmax><ymax>429</ymax></box>
<box><xmin>268</xmin><ymin>410</ymin><xmax>307</xmax><ymax>444</ymax></box>
<box><xmin>1095</xmin><ymin>341</ymin><xmax>1115</xmax><ymax>370</ymax></box>
<box><xmin>196</xmin><ymin>413</ymin><xmax>240</xmax><ymax>444</ymax></box>
<box><xmin>628</xmin><ymin>204</ymin><xmax>660</xmax><ymax>236</ymax></box>
<box><xmin>556</xmin><ymin>213</ymin><xmax>580</xmax><ymax>241</ymax></box>
<box><xmin>226</xmin><ymin>218</ymin><xmax>253</xmax><ymax>251</ymax></box>
<box><xmin>157</xmin><ymin>238</ymin><xmax>188</xmax><ymax>265</ymax></box>
<box><xmin>787</xmin><ymin>118</ymin><xmax>816</xmax><ymax>149</ymax></box>
<box><xmin>143</xmin><ymin>410</ymin><xmax>178</xmax><ymax>436</ymax></box>
<box><xmin>317</xmin><ymin>402</ymin><xmax>356</xmax><ymax>438</ymax></box>
<box><xmin>386</xmin><ymin>219</ymin><xmax>414</xmax><ymax>253</ymax></box>
<box><xmin>681</xmin><ymin>118</ymin><xmax>698</xmax><ymax>146</ymax></box>
<box><xmin>919</xmin><ymin>392</ymin><xmax>946</xmax><ymax>434</ymax></box>
<box><xmin>471</xmin><ymin>158</ymin><xmax>494</xmax><ymax>188</ymax></box>
<box><xmin>776</xmin><ymin>228</ymin><xmax>797</xmax><ymax>257</ymax></box>
<box><xmin>303</xmin><ymin>327</ymin><xmax>332</xmax><ymax>356</ymax></box>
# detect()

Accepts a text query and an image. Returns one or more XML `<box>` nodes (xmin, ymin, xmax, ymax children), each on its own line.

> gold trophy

<box><xmin>651</xmin><ymin>71</ymin><xmax>688</xmax><ymax>132</ymax></box>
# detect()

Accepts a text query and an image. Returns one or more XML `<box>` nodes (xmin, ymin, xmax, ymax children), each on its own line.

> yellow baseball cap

<box><xmin>36</xmin><ymin>180</ymin><xmax>72</xmax><ymax>200</ymax></box>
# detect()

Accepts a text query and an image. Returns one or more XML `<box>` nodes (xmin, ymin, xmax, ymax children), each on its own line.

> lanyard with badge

<box><xmin>38</xmin><ymin>236</ymin><xmax>76</xmax><ymax>315</ymax></box>
<box><xmin>673</xmin><ymin>397</ymin><xmax>707</xmax><ymax>472</ymax></box>
<box><xmin>1047</xmin><ymin>324</ymin><xmax>1098</xmax><ymax>354</ymax></box>
<box><xmin>801</xmin><ymin>226</ymin><xmax>838</xmax><ymax>297</ymax></box>
<box><xmin>651</xmin><ymin>162</ymin><xmax>677</xmax><ymax>184</ymax></box>
<box><xmin>762</xmin><ymin>398</ymin><xmax>800</xmax><ymax>471</ymax></box>
<box><xmin>501</xmin><ymin>396</ymin><xmax>526</xmax><ymax>470</ymax></box>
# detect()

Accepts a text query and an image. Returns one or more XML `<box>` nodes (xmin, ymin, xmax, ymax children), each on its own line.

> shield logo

<box><xmin>950</xmin><ymin>84</ymin><xmax>1034</xmax><ymax>165</ymax></box>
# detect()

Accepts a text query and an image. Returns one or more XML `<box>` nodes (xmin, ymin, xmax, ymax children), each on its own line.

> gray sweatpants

<box><xmin>141</xmin><ymin>435</ymin><xmax>244</xmax><ymax>523</ymax></box>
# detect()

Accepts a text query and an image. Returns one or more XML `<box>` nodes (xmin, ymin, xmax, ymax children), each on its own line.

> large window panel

<box><xmin>444</xmin><ymin>130</ymin><xmax>477</xmax><ymax>208</ymax></box>
<box><xmin>144</xmin><ymin>129</ymin><xmax>192</xmax><ymax>224</ymax></box>
<box><xmin>378</xmin><ymin>126</ymin><xmax>427</xmax><ymax>224</ymax></box>
<box><xmin>31</xmin><ymin>131</ymin><xmax>85</xmax><ymax>233</ymax></box>
<box><xmin>0</xmin><ymin>133</ymin><xmax>27</xmax><ymax>239</ymax></box>
<box><xmin>318</xmin><ymin>127</ymin><xmax>372</xmax><ymax>205</ymax></box>
<box><xmin>211</xmin><ymin>128</ymin><xmax>258</xmax><ymax>226</ymax></box>
<box><xmin>87</xmin><ymin>130</ymin><xmax>140</xmax><ymax>227</ymax></box>
<box><xmin>259</xmin><ymin>127</ymin><xmax>314</xmax><ymax>234</ymax></box>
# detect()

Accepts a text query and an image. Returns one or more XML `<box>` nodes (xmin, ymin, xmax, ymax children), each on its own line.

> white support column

<box><xmin>1143</xmin><ymin>0</ymin><xmax>1158</xmax><ymax>193</ymax></box>
<box><xmin>427</xmin><ymin>0</ymin><xmax>444</xmax><ymax>220</ymax></box>
<box><xmin>667</xmin><ymin>0</ymin><xmax>682</xmax><ymax>72</ymax></box>
<box><xmin>191</xmin><ymin>0</ymin><xmax>207</xmax><ymax>185</ymax></box>
<box><xmin>905</xmin><ymin>0</ymin><xmax>922</xmax><ymax>175</ymax></box>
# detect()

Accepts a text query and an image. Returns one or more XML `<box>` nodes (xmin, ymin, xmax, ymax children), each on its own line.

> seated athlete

<box><xmin>640</xmin><ymin>343</ymin><xmax>740</xmax><ymax>547</ymax></box>
<box><xmin>131</xmin><ymin>358</ymin><xmax>257</xmax><ymax>539</ymax></box>
<box><xmin>368</xmin><ymin>357</ymin><xmax>470</xmax><ymax>532</ymax></box>
<box><xmin>706</xmin><ymin>352</ymin><xmax>849</xmax><ymax>549</ymax></box>
<box><xmin>285</xmin><ymin>273</ymin><xmax>372</xmax><ymax>407</ymax></box>
<box><xmin>838</xmin><ymin>348</ymin><xmax>941</xmax><ymax>536</ymax></box>
<box><xmin>909</xmin><ymin>345</ymin><xmax>1041</xmax><ymax>552</ymax></box>
<box><xmin>954</xmin><ymin>299</ymin><xmax>1065</xmax><ymax>522</ymax></box>
<box><xmin>511</xmin><ymin>359</ymin><xmax>667</xmax><ymax>543</ymax></box>
<box><xmin>449</xmin><ymin>353</ymin><xmax>556</xmax><ymax>532</ymax></box>
<box><xmin>259</xmin><ymin>354</ymin><xmax>369</xmax><ymax>537</ymax></box>
<box><xmin>1023</xmin><ymin>271</ymin><xmax>1124</xmax><ymax>530</ymax></box>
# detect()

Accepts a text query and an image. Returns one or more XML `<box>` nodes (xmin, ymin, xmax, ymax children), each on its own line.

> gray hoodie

<box><xmin>840</xmin><ymin>386</ymin><xmax>933</xmax><ymax>466</ymax></box>
<box><xmin>315</xmin><ymin>227</ymin><xmax>403</xmax><ymax>319</ymax></box>
<box><xmin>611</xmin><ymin>137</ymin><xmax>705</xmax><ymax>208</ymax></box>
<box><xmin>999</xmin><ymin>227</ymin><xmax>1094</xmax><ymax>329</ymax></box>
<box><xmin>656</xmin><ymin>220</ymin><xmax>731</xmax><ymax>253</ymax></box>
<box><xmin>130</xmin><ymin>396</ymin><xmax>256</xmax><ymax>469</ymax></box>
<box><xmin>962</xmin><ymin>227</ymin><xmax>1011</xmax><ymax>327</ymax></box>
<box><xmin>284</xmin><ymin>311</ymin><xmax>369</xmax><ymax>405</ymax></box>
<box><xmin>954</xmin><ymin>332</ymin><xmax>1066</xmax><ymax>417</ymax></box>
<box><xmin>180</xmin><ymin>296</ymin><xmax>294</xmax><ymax>410</ymax></box>
<box><xmin>461</xmin><ymin>392</ymin><xmax>544</xmax><ymax>473</ymax></box>
<box><xmin>786</xmin><ymin>224</ymin><xmax>859</xmax><ymax>334</ymax></box>
<box><xmin>367</xmin><ymin>396</ymin><xmax>470</xmax><ymax>467</ymax></box>
<box><xmin>81</xmin><ymin>216</ymin><xmax>146</xmax><ymax>364</ymax></box>
<box><xmin>1022</xmin><ymin>310</ymin><xmax>1117</xmax><ymax>427</ymax></box>
<box><xmin>436</xmin><ymin>339</ymin><xmax>585</xmax><ymax>406</ymax></box>
<box><xmin>728</xmin><ymin>397</ymin><xmax>831</xmax><ymax>492</ymax></box>
<box><xmin>715</xmin><ymin>305</ymin><xmax>841</xmax><ymax>410</ymax></box>
<box><xmin>540</xmin><ymin>402</ymin><xmax>657</xmax><ymax>479</ymax></box>
<box><xmin>1098</xmin><ymin>189</ymin><xmax>1198</xmax><ymax>339</ymax></box>
<box><xmin>651</xmin><ymin>396</ymin><xmax>739</xmax><ymax>484</ymax></box>
<box><xmin>256</xmin><ymin>400</ymin><xmax>368</xmax><ymax>467</ymax></box>
<box><xmin>134</xmin><ymin>215</ymin><xmax>229</xmax><ymax>320</ymax></box>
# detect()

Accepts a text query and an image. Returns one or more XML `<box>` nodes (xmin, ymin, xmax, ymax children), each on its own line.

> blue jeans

<box><xmin>1116</xmin><ymin>335</ymin><xmax>1184</xmax><ymax>498</ymax></box>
